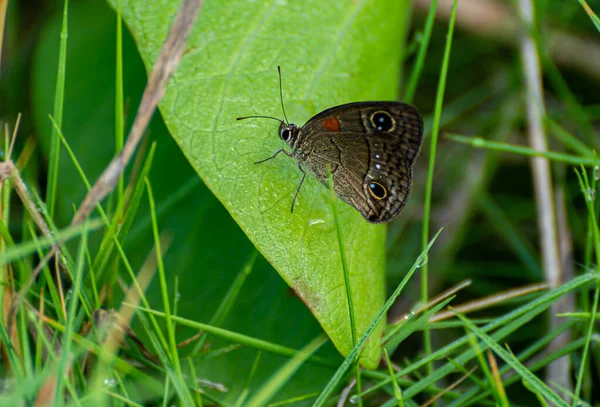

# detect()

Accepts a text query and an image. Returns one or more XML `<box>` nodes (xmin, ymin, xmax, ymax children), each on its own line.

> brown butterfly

<box><xmin>238</xmin><ymin>67</ymin><xmax>423</xmax><ymax>224</ymax></box>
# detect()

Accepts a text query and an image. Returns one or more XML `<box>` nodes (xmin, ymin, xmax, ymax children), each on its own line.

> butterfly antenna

<box><xmin>278</xmin><ymin>66</ymin><xmax>289</xmax><ymax>125</ymax></box>
<box><xmin>236</xmin><ymin>115</ymin><xmax>285</xmax><ymax>126</ymax></box>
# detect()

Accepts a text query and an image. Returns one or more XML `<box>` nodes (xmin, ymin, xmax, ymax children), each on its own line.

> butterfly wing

<box><xmin>294</xmin><ymin>102</ymin><xmax>423</xmax><ymax>223</ymax></box>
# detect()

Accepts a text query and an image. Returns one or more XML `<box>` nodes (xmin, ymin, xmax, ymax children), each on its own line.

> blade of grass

<box><xmin>245</xmin><ymin>335</ymin><xmax>327</xmax><ymax>407</ymax></box>
<box><xmin>383</xmin><ymin>348</ymin><xmax>404</xmax><ymax>407</ymax></box>
<box><xmin>447</xmin><ymin>133</ymin><xmax>600</xmax><ymax>166</ymax></box>
<box><xmin>131</xmin><ymin>304</ymin><xmax>338</xmax><ymax>370</ymax></box>
<box><xmin>28</xmin><ymin>222</ymin><xmax>65</xmax><ymax>325</ymax></box>
<box><xmin>0</xmin><ymin>218</ymin><xmax>102</xmax><ymax>267</ymax></box>
<box><xmin>421</xmin><ymin>0</ymin><xmax>458</xmax><ymax>385</ymax></box>
<box><xmin>312</xmin><ymin>229</ymin><xmax>443</xmax><ymax>407</ymax></box>
<box><xmin>366</xmin><ymin>273</ymin><xmax>594</xmax><ymax>404</ymax></box>
<box><xmin>478</xmin><ymin>192</ymin><xmax>541</xmax><ymax>277</ymax></box>
<box><xmin>51</xmin><ymin>115</ymin><xmax>157</xmax><ymax>290</ymax></box>
<box><xmin>190</xmin><ymin>250</ymin><xmax>258</xmax><ymax>357</ymax></box>
<box><xmin>234</xmin><ymin>352</ymin><xmax>262</xmax><ymax>407</ymax></box>
<box><xmin>455</xmin><ymin>311</ymin><xmax>569</xmax><ymax>407</ymax></box>
<box><xmin>577</xmin><ymin>0</ymin><xmax>600</xmax><ymax>32</ymax></box>
<box><xmin>94</xmin><ymin>144</ymin><xmax>156</xmax><ymax>282</ymax></box>
<box><xmin>572</xmin><ymin>166</ymin><xmax>600</xmax><ymax>406</ymax></box>
<box><xmin>404</xmin><ymin>0</ymin><xmax>438</xmax><ymax>103</ymax></box>
<box><xmin>115</xmin><ymin>0</ymin><xmax>124</xmax><ymax>204</ymax></box>
<box><xmin>465</xmin><ymin>332</ymin><xmax>501</xmax><ymax>406</ymax></box>
<box><xmin>328</xmin><ymin>171</ymin><xmax>362</xmax><ymax>395</ymax></box>
<box><xmin>0</xmin><ymin>218</ymin><xmax>30</xmax><ymax>284</ymax></box>
<box><xmin>384</xmin><ymin>297</ymin><xmax>454</xmax><ymax>354</ymax></box>
<box><xmin>545</xmin><ymin>117</ymin><xmax>593</xmax><ymax>157</ymax></box>
<box><xmin>54</xmin><ymin>222</ymin><xmax>88</xmax><ymax>405</ymax></box>
<box><xmin>452</xmin><ymin>338</ymin><xmax>584</xmax><ymax>407</ymax></box>
<box><xmin>127</xmin><ymin>175</ymin><xmax>201</xmax><ymax>242</ymax></box>
<box><xmin>46</xmin><ymin>0</ymin><xmax>69</xmax><ymax>218</ymax></box>
<box><xmin>146</xmin><ymin>178</ymin><xmax>188</xmax><ymax>401</ymax></box>
<box><xmin>186</xmin><ymin>357</ymin><xmax>203</xmax><ymax>407</ymax></box>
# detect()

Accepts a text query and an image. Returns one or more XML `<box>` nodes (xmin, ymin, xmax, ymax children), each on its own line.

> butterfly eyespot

<box><xmin>370</xmin><ymin>111</ymin><xmax>394</xmax><ymax>132</ymax></box>
<box><xmin>368</xmin><ymin>182</ymin><xmax>387</xmax><ymax>200</ymax></box>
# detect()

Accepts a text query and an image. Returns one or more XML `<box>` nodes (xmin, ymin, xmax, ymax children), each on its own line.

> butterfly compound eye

<box><xmin>370</xmin><ymin>111</ymin><xmax>394</xmax><ymax>132</ymax></box>
<box><xmin>368</xmin><ymin>182</ymin><xmax>387</xmax><ymax>200</ymax></box>
<box><xmin>280</xmin><ymin>127</ymin><xmax>294</xmax><ymax>141</ymax></box>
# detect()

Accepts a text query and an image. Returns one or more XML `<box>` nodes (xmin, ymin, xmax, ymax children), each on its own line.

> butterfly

<box><xmin>238</xmin><ymin>67</ymin><xmax>423</xmax><ymax>224</ymax></box>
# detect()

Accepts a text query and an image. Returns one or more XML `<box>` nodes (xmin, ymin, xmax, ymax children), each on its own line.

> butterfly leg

<box><xmin>291</xmin><ymin>165</ymin><xmax>306</xmax><ymax>213</ymax></box>
<box><xmin>255</xmin><ymin>149</ymin><xmax>292</xmax><ymax>164</ymax></box>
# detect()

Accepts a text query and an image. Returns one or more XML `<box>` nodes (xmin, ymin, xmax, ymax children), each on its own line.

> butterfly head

<box><xmin>278</xmin><ymin>122</ymin><xmax>299</xmax><ymax>148</ymax></box>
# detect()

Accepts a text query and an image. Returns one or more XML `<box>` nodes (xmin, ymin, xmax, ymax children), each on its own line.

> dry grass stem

<box><xmin>430</xmin><ymin>283</ymin><xmax>549</xmax><ymax>322</ymax></box>
<box><xmin>414</xmin><ymin>0</ymin><xmax>600</xmax><ymax>81</ymax></box>
<box><xmin>517</xmin><ymin>0</ymin><xmax>571</xmax><ymax>392</ymax></box>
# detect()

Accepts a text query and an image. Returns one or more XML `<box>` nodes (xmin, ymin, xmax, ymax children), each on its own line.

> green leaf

<box><xmin>110</xmin><ymin>0</ymin><xmax>411</xmax><ymax>368</ymax></box>
<box><xmin>31</xmin><ymin>2</ymin><xmax>340</xmax><ymax>403</ymax></box>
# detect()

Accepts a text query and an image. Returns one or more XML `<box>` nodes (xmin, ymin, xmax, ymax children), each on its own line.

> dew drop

<box><xmin>349</xmin><ymin>395</ymin><xmax>360</xmax><ymax>405</ymax></box>
<box><xmin>587</xmin><ymin>188</ymin><xmax>596</xmax><ymax>202</ymax></box>
<box><xmin>404</xmin><ymin>311</ymin><xmax>415</xmax><ymax>320</ymax></box>
<box><xmin>103</xmin><ymin>377</ymin><xmax>117</xmax><ymax>387</ymax></box>
<box><xmin>416</xmin><ymin>256</ymin><xmax>428</xmax><ymax>268</ymax></box>
<box><xmin>175</xmin><ymin>292</ymin><xmax>181</xmax><ymax>303</ymax></box>
<box><xmin>594</xmin><ymin>166</ymin><xmax>600</xmax><ymax>181</ymax></box>
<box><xmin>472</xmin><ymin>137</ymin><xmax>485</xmax><ymax>147</ymax></box>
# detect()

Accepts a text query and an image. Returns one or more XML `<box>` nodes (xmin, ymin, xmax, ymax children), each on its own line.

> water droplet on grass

<box><xmin>587</xmin><ymin>188</ymin><xmax>596</xmax><ymax>202</ymax></box>
<box><xmin>103</xmin><ymin>377</ymin><xmax>117</xmax><ymax>387</ymax></box>
<box><xmin>472</xmin><ymin>137</ymin><xmax>485</xmax><ymax>147</ymax></box>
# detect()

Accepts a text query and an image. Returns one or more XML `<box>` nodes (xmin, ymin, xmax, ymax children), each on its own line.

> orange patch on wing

<box><xmin>322</xmin><ymin>117</ymin><xmax>341</xmax><ymax>132</ymax></box>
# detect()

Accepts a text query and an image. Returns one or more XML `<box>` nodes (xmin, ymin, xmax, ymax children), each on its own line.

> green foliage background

<box><xmin>1</xmin><ymin>0</ymin><xmax>599</xmax><ymax>405</ymax></box>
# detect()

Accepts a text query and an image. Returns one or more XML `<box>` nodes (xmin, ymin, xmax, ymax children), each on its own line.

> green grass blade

<box><xmin>133</xmin><ymin>305</ymin><xmax>337</xmax><ymax>370</ymax></box>
<box><xmin>0</xmin><ymin>218</ymin><xmax>102</xmax><ymax>267</ymax></box>
<box><xmin>245</xmin><ymin>335</ymin><xmax>327</xmax><ymax>407</ymax></box>
<box><xmin>328</xmin><ymin>171</ymin><xmax>357</xmax><ymax>351</ymax></box>
<box><xmin>312</xmin><ymin>229</ymin><xmax>442</xmax><ymax>407</ymax></box>
<box><xmin>115</xmin><ymin>0</ymin><xmax>124</xmax><ymax>203</ymax></box>
<box><xmin>191</xmin><ymin>250</ymin><xmax>257</xmax><ymax>357</ymax></box>
<box><xmin>455</xmin><ymin>311</ymin><xmax>569</xmax><ymax>407</ymax></box>
<box><xmin>447</xmin><ymin>133</ymin><xmax>600</xmax><ymax>166</ymax></box>
<box><xmin>404</xmin><ymin>0</ymin><xmax>438</xmax><ymax>103</ymax></box>
<box><xmin>145</xmin><ymin>178</ymin><xmax>191</xmax><ymax>404</ymax></box>
<box><xmin>420</xmin><ymin>0</ymin><xmax>458</xmax><ymax>383</ymax></box>
<box><xmin>93</xmin><ymin>143</ymin><xmax>157</xmax><ymax>282</ymax></box>
<box><xmin>46</xmin><ymin>0</ymin><xmax>69</xmax><ymax>218</ymax></box>
<box><xmin>383</xmin><ymin>348</ymin><xmax>404</xmax><ymax>407</ymax></box>
<box><xmin>54</xmin><ymin>222</ymin><xmax>88</xmax><ymax>405</ymax></box>
<box><xmin>478</xmin><ymin>192</ymin><xmax>541</xmax><ymax>277</ymax></box>
<box><xmin>572</xmin><ymin>166</ymin><xmax>600</xmax><ymax>405</ymax></box>
<box><xmin>577</xmin><ymin>0</ymin><xmax>600</xmax><ymax>32</ymax></box>
<box><xmin>365</xmin><ymin>273</ymin><xmax>594</xmax><ymax>404</ymax></box>
<box><xmin>384</xmin><ymin>297</ymin><xmax>453</xmax><ymax>354</ymax></box>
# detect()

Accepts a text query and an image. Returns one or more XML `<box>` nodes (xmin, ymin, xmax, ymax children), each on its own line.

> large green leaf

<box><xmin>31</xmin><ymin>1</ymin><xmax>339</xmax><ymax>403</ymax></box>
<box><xmin>111</xmin><ymin>0</ymin><xmax>411</xmax><ymax>367</ymax></box>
